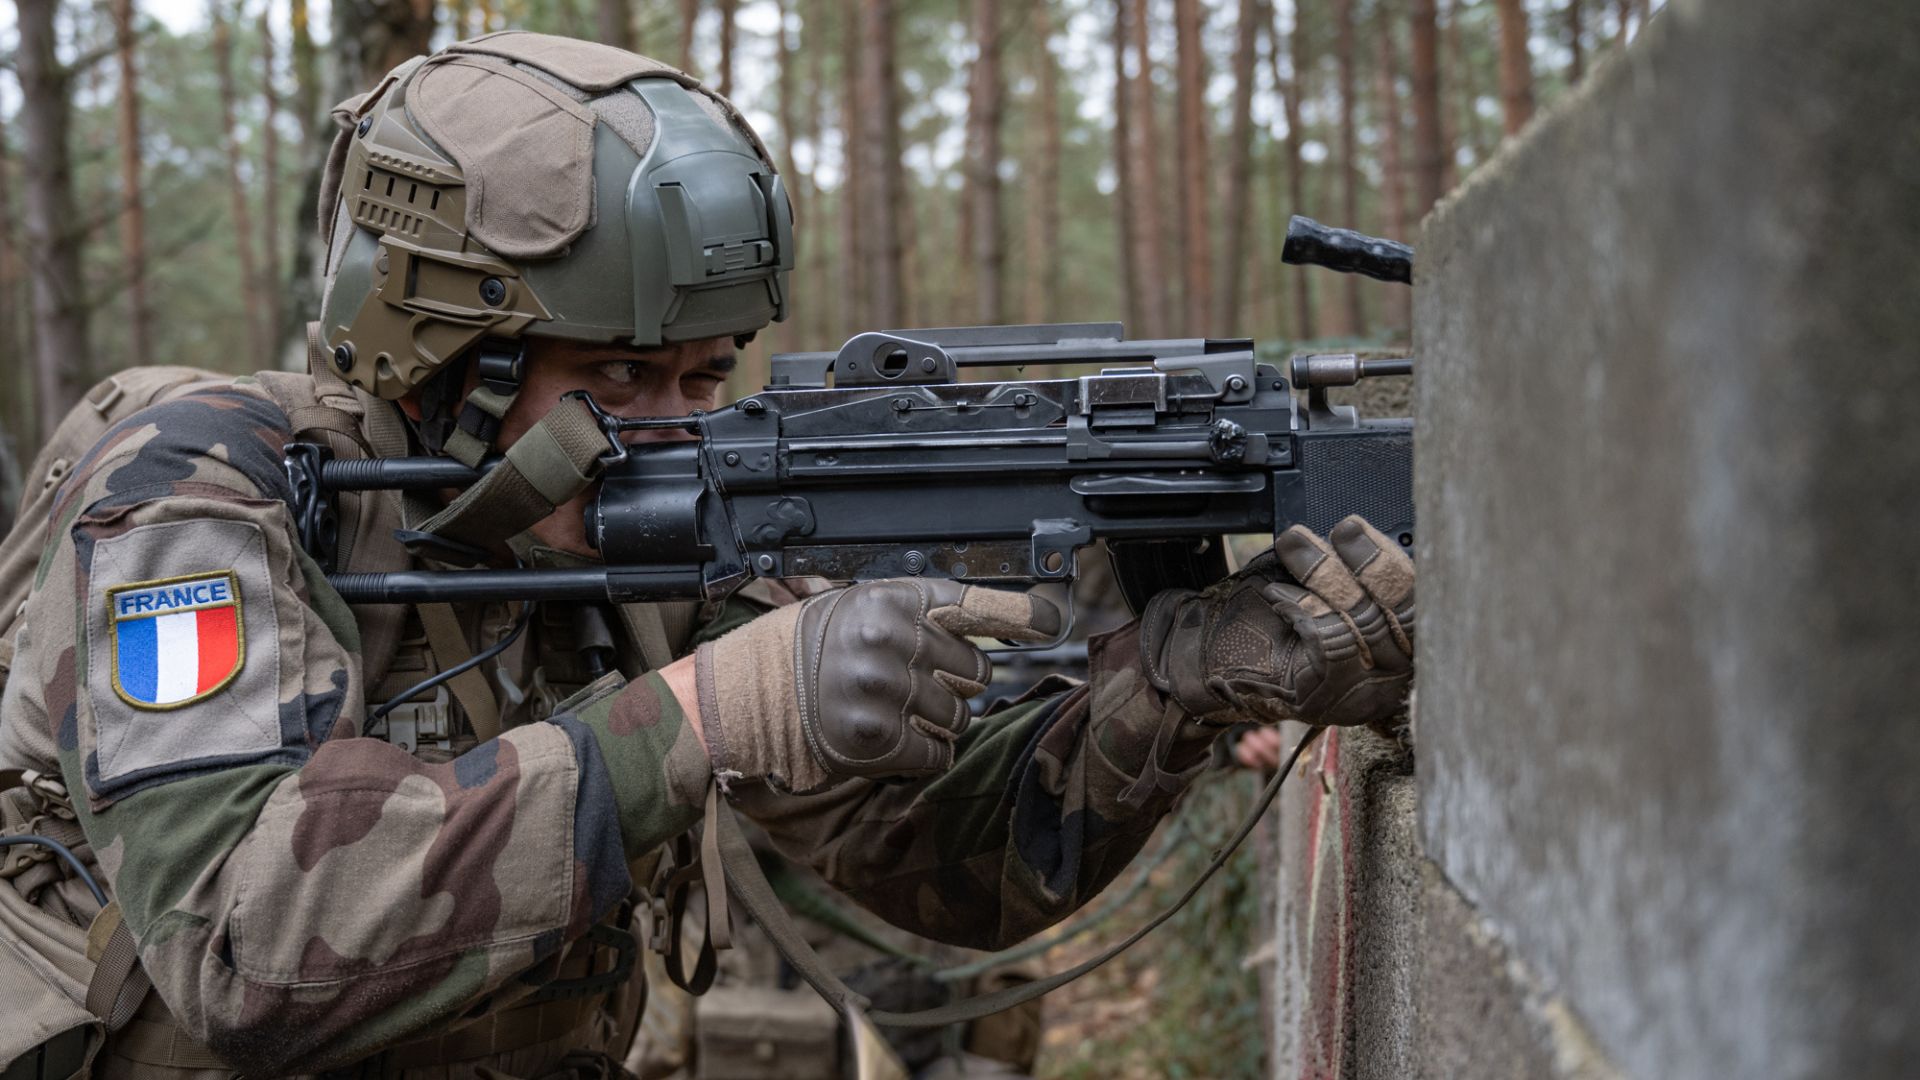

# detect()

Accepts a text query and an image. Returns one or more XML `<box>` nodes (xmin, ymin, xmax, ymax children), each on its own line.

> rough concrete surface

<box><xmin>1264</xmin><ymin>722</ymin><xmax>1622</xmax><ymax>1080</ymax></box>
<box><xmin>1413</xmin><ymin>0</ymin><xmax>1920</xmax><ymax>1077</ymax></box>
<box><xmin>1413</xmin><ymin>860</ymin><xmax>1621</xmax><ymax>1080</ymax></box>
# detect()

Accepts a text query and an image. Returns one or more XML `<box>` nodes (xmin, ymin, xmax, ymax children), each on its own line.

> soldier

<box><xmin>0</xmin><ymin>33</ymin><xmax>1415</xmax><ymax>1080</ymax></box>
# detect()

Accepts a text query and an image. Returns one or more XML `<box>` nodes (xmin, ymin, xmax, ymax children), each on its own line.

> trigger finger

<box><xmin>926</xmin><ymin>586</ymin><xmax>1062</xmax><ymax>644</ymax></box>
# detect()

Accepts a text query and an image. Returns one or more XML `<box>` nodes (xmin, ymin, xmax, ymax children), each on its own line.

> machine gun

<box><xmin>290</xmin><ymin>217</ymin><xmax>1414</xmax><ymax>620</ymax></box>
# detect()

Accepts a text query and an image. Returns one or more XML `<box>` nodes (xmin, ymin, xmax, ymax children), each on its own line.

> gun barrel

<box><xmin>1282</xmin><ymin>216</ymin><xmax>1414</xmax><ymax>284</ymax></box>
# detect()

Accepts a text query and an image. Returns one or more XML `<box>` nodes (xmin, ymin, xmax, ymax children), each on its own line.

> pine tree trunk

<box><xmin>857</xmin><ymin>0</ymin><xmax>904</xmax><ymax>329</ymax></box>
<box><xmin>112</xmin><ymin>0</ymin><xmax>153</xmax><ymax>368</ymax></box>
<box><xmin>772</xmin><ymin>0</ymin><xmax>801</xmax><ymax>351</ymax></box>
<box><xmin>897</xmin><ymin>175</ymin><xmax>919</xmax><ymax>327</ymax></box>
<box><xmin>286</xmin><ymin>0</ymin><xmax>435</xmax><ymax>371</ymax></box>
<box><xmin>1215</xmin><ymin>0</ymin><xmax>1260</xmax><ymax>331</ymax></box>
<box><xmin>0</xmin><ymin>107</ymin><xmax>28</xmax><ymax>448</ymax></box>
<box><xmin>679</xmin><ymin>0</ymin><xmax>698</xmax><ymax>72</ymax></box>
<box><xmin>1566</xmin><ymin>0</ymin><xmax>1584</xmax><ymax>83</ymax></box>
<box><xmin>1023</xmin><ymin>0</ymin><xmax>1061</xmax><ymax>324</ymax></box>
<box><xmin>1409</xmin><ymin>0</ymin><xmax>1447</xmax><ymax>211</ymax></box>
<box><xmin>328</xmin><ymin>0</ymin><xmax>436</xmax><ymax>99</ymax></box>
<box><xmin>1494</xmin><ymin>0</ymin><xmax>1534</xmax><ymax>135</ymax></box>
<box><xmin>965</xmin><ymin>0</ymin><xmax>1004</xmax><ymax>324</ymax></box>
<box><xmin>598</xmin><ymin>0</ymin><xmax>633</xmax><ymax>51</ymax></box>
<box><xmin>838</xmin><ymin>0</ymin><xmax>865</xmax><ymax>333</ymax></box>
<box><xmin>1334</xmin><ymin>0</ymin><xmax>1363</xmax><ymax>336</ymax></box>
<box><xmin>215</xmin><ymin>14</ymin><xmax>269</xmax><ymax>365</ymax></box>
<box><xmin>1615</xmin><ymin>0</ymin><xmax>1630</xmax><ymax>45</ymax></box>
<box><xmin>1375</xmin><ymin>2</ymin><xmax>1412</xmax><ymax>334</ymax></box>
<box><xmin>259</xmin><ymin>6</ymin><xmax>285</xmax><ymax>358</ymax></box>
<box><xmin>802</xmin><ymin>0</ymin><xmax>828</xmax><ymax>345</ymax></box>
<box><xmin>16</xmin><ymin>0</ymin><xmax>93</xmax><ymax>422</ymax></box>
<box><xmin>1276</xmin><ymin>0</ymin><xmax>1315</xmax><ymax>341</ymax></box>
<box><xmin>1128</xmin><ymin>0</ymin><xmax>1170</xmax><ymax>339</ymax></box>
<box><xmin>717</xmin><ymin>0</ymin><xmax>737</xmax><ymax>97</ymax></box>
<box><xmin>1443</xmin><ymin>0</ymin><xmax>1486</xmax><ymax>163</ymax></box>
<box><xmin>1173</xmin><ymin>0</ymin><xmax>1209</xmax><ymax>336</ymax></box>
<box><xmin>1112</xmin><ymin>0</ymin><xmax>1141</xmax><ymax>333</ymax></box>
<box><xmin>290</xmin><ymin>0</ymin><xmax>318</xmax><ymax>139</ymax></box>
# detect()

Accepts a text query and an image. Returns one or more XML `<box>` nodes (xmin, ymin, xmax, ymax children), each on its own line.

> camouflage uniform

<box><xmin>0</xmin><ymin>374</ymin><xmax>1225</xmax><ymax>1077</ymax></box>
<box><xmin>0</xmin><ymin>31</ymin><xmax>1421</xmax><ymax>1080</ymax></box>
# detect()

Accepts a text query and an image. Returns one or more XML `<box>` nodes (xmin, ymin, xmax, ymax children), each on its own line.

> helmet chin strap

<box><xmin>403</xmin><ymin>338</ymin><xmax>616</xmax><ymax>560</ymax></box>
<box><xmin>441</xmin><ymin>338</ymin><xmax>527</xmax><ymax>468</ymax></box>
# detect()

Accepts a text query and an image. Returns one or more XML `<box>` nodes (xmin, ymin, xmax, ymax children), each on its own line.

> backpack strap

<box><xmin>84</xmin><ymin>902</ymin><xmax>151</xmax><ymax>1032</ymax></box>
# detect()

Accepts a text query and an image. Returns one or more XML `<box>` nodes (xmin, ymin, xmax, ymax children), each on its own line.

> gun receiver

<box><xmin>296</xmin><ymin>229</ymin><xmax>1417</xmax><ymax>613</ymax></box>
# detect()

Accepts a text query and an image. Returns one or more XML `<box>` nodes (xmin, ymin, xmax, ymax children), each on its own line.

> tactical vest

<box><xmin>0</xmin><ymin>353</ymin><xmax>700</xmax><ymax>1080</ymax></box>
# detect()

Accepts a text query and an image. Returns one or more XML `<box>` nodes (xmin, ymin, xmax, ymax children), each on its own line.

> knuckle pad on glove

<box><xmin>838</xmin><ymin>711</ymin><xmax>898</xmax><ymax>754</ymax></box>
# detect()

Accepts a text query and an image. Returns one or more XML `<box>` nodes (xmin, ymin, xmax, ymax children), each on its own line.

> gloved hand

<box><xmin>695</xmin><ymin>579</ymin><xmax>1062</xmax><ymax>793</ymax></box>
<box><xmin>1139</xmin><ymin>514</ymin><xmax>1415</xmax><ymax>727</ymax></box>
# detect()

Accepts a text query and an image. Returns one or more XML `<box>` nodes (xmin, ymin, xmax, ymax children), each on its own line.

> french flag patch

<box><xmin>108</xmin><ymin>571</ymin><xmax>245</xmax><ymax>710</ymax></box>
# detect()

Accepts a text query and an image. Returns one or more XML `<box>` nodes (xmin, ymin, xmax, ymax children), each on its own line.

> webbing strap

<box><xmin>444</xmin><ymin>384</ymin><xmax>518</xmax><ymax>467</ymax></box>
<box><xmin>415</xmin><ymin>602</ymin><xmax>503</xmax><ymax>741</ymax></box>
<box><xmin>700</xmin><ymin>783</ymin><xmax>733</xmax><ymax>951</ymax></box>
<box><xmin>711</xmin><ymin>726</ymin><xmax>1324</xmax><ymax>1028</ymax></box>
<box><xmin>616</xmin><ymin>603</ymin><xmax>679</xmax><ymax>677</ymax></box>
<box><xmin>84</xmin><ymin>903</ymin><xmax>151</xmax><ymax>1031</ymax></box>
<box><xmin>418</xmin><ymin>395</ymin><xmax>608</xmax><ymax>551</ymax></box>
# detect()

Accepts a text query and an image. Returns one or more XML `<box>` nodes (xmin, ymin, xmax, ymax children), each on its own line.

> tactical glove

<box><xmin>695</xmin><ymin>580</ymin><xmax>1063</xmax><ymax>793</ymax></box>
<box><xmin>1140</xmin><ymin>515</ymin><xmax>1415</xmax><ymax>727</ymax></box>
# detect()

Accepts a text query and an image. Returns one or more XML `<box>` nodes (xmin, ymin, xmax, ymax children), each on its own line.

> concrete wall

<box><xmin>1265</xmin><ymin>0</ymin><xmax>1920</xmax><ymax>1076</ymax></box>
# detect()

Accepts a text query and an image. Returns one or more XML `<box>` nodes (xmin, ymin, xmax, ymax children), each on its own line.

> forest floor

<box><xmin>1031</xmin><ymin>771</ymin><xmax>1273</xmax><ymax>1080</ymax></box>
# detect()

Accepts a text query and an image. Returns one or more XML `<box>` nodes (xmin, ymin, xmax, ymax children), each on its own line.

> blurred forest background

<box><xmin>0</xmin><ymin>0</ymin><xmax>1659</xmax><ymax>1073</ymax></box>
<box><xmin>0</xmin><ymin>0</ymin><xmax>1661</xmax><ymax>480</ymax></box>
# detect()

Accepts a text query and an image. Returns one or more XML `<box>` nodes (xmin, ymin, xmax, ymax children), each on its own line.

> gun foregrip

<box><xmin>1282</xmin><ymin>216</ymin><xmax>1414</xmax><ymax>284</ymax></box>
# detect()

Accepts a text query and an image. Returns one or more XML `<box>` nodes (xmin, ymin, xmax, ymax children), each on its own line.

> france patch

<box><xmin>108</xmin><ymin>571</ymin><xmax>245</xmax><ymax>709</ymax></box>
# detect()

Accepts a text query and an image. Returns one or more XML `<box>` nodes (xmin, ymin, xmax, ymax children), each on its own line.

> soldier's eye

<box><xmin>599</xmin><ymin>360</ymin><xmax>649</xmax><ymax>385</ymax></box>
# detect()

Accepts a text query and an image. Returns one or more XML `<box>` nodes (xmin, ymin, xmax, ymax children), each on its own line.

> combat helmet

<box><xmin>316</xmin><ymin>32</ymin><xmax>793</xmax><ymax>460</ymax></box>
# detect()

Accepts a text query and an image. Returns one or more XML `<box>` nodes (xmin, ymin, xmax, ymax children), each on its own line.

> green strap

<box><xmin>419</xmin><ymin>395</ymin><xmax>609</xmax><ymax>551</ymax></box>
<box><xmin>85</xmin><ymin>903</ymin><xmax>151</xmax><ymax>1031</ymax></box>
<box><xmin>443</xmin><ymin>383</ymin><xmax>519</xmax><ymax>468</ymax></box>
<box><xmin>710</xmin><ymin>726</ymin><xmax>1325</xmax><ymax>1028</ymax></box>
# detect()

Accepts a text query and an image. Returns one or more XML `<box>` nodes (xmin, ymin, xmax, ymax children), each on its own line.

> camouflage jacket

<box><xmin>0</xmin><ymin>378</ymin><xmax>1225</xmax><ymax>1075</ymax></box>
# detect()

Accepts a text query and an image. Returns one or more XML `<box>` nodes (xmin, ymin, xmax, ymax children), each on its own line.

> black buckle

<box><xmin>525</xmin><ymin>922</ymin><xmax>640</xmax><ymax>1002</ymax></box>
<box><xmin>475</xmin><ymin>338</ymin><xmax>525</xmax><ymax>396</ymax></box>
<box><xmin>282</xmin><ymin>442</ymin><xmax>340</xmax><ymax>572</ymax></box>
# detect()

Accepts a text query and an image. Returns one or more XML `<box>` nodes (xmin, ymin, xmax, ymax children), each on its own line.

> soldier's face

<box><xmin>491</xmin><ymin>334</ymin><xmax>738</xmax><ymax>556</ymax></box>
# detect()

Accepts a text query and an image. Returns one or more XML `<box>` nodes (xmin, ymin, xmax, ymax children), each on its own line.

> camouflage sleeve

<box><xmin>9</xmin><ymin>385</ymin><xmax>708</xmax><ymax>1074</ymax></box>
<box><xmin>731</xmin><ymin>620</ymin><xmax>1217</xmax><ymax>950</ymax></box>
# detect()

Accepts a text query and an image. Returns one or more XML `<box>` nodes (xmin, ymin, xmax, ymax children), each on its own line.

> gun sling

<box><xmin>705</xmin><ymin>725</ymin><xmax>1325</xmax><ymax>1028</ymax></box>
